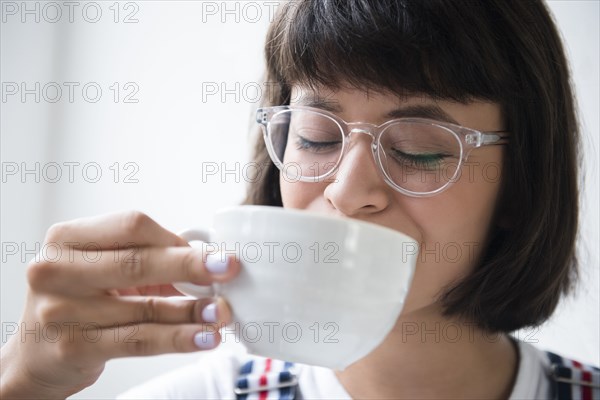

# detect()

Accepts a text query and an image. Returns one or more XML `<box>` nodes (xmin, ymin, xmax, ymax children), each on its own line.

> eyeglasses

<box><xmin>256</xmin><ymin>106</ymin><xmax>509</xmax><ymax>197</ymax></box>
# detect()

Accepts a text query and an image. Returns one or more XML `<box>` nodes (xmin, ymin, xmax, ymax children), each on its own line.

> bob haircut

<box><xmin>243</xmin><ymin>0</ymin><xmax>580</xmax><ymax>333</ymax></box>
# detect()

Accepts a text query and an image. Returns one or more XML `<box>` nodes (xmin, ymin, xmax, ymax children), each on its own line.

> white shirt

<box><xmin>117</xmin><ymin>340</ymin><xmax>552</xmax><ymax>399</ymax></box>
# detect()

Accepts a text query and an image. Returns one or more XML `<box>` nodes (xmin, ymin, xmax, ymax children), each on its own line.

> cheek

<box><xmin>401</xmin><ymin>157</ymin><xmax>504</xmax><ymax>314</ymax></box>
<box><xmin>280</xmin><ymin>175</ymin><xmax>325</xmax><ymax>209</ymax></box>
<box><xmin>398</xmin><ymin>200</ymin><xmax>479</xmax><ymax>315</ymax></box>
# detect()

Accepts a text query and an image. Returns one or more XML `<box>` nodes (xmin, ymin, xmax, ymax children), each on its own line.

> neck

<box><xmin>335</xmin><ymin>307</ymin><xmax>519</xmax><ymax>399</ymax></box>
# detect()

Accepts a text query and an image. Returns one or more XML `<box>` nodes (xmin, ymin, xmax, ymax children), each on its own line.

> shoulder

<box><xmin>117</xmin><ymin>343</ymin><xmax>349</xmax><ymax>400</ymax></box>
<box><xmin>510</xmin><ymin>340</ymin><xmax>599</xmax><ymax>400</ymax></box>
<box><xmin>544</xmin><ymin>349</ymin><xmax>600</xmax><ymax>400</ymax></box>
<box><xmin>117</xmin><ymin>342</ymin><xmax>251</xmax><ymax>399</ymax></box>
<box><xmin>234</xmin><ymin>357</ymin><xmax>350</xmax><ymax>399</ymax></box>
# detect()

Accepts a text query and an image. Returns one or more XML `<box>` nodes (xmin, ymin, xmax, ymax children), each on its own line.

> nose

<box><xmin>323</xmin><ymin>130</ymin><xmax>391</xmax><ymax>216</ymax></box>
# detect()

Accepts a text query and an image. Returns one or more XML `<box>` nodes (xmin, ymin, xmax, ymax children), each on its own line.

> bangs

<box><xmin>266</xmin><ymin>0</ymin><xmax>518</xmax><ymax>103</ymax></box>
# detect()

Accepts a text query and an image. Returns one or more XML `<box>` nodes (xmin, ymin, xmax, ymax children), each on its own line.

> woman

<box><xmin>1</xmin><ymin>1</ymin><xmax>597</xmax><ymax>398</ymax></box>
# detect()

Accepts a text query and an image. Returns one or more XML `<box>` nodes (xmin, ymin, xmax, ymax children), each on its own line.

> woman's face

<box><xmin>281</xmin><ymin>86</ymin><xmax>506</xmax><ymax>317</ymax></box>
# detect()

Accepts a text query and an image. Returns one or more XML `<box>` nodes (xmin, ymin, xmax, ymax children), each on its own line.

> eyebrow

<box><xmin>384</xmin><ymin>105</ymin><xmax>458</xmax><ymax>125</ymax></box>
<box><xmin>296</xmin><ymin>97</ymin><xmax>459</xmax><ymax>125</ymax></box>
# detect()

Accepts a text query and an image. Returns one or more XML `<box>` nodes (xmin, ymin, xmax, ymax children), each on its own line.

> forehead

<box><xmin>289</xmin><ymin>86</ymin><xmax>504</xmax><ymax>129</ymax></box>
<box><xmin>291</xmin><ymin>85</ymin><xmax>430</xmax><ymax>106</ymax></box>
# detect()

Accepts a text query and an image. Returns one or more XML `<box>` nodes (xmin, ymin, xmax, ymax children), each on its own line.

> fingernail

<box><xmin>201</xmin><ymin>303</ymin><xmax>217</xmax><ymax>323</ymax></box>
<box><xmin>205</xmin><ymin>253</ymin><xmax>229</xmax><ymax>274</ymax></box>
<box><xmin>194</xmin><ymin>331</ymin><xmax>216</xmax><ymax>350</ymax></box>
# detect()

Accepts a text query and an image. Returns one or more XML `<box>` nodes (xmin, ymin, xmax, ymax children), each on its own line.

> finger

<box><xmin>80</xmin><ymin>323</ymin><xmax>224</xmax><ymax>362</ymax></box>
<box><xmin>118</xmin><ymin>284</ymin><xmax>185</xmax><ymax>297</ymax></box>
<box><xmin>28</xmin><ymin>246</ymin><xmax>241</xmax><ymax>294</ymax></box>
<box><xmin>43</xmin><ymin>296</ymin><xmax>232</xmax><ymax>327</ymax></box>
<box><xmin>43</xmin><ymin>211</ymin><xmax>189</xmax><ymax>249</ymax></box>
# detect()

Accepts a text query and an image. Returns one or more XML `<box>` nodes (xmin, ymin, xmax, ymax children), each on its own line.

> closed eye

<box><xmin>294</xmin><ymin>136</ymin><xmax>342</xmax><ymax>153</ymax></box>
<box><xmin>389</xmin><ymin>149</ymin><xmax>449</xmax><ymax>170</ymax></box>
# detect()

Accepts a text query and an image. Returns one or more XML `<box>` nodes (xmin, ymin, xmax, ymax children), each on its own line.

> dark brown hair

<box><xmin>243</xmin><ymin>0</ymin><xmax>580</xmax><ymax>333</ymax></box>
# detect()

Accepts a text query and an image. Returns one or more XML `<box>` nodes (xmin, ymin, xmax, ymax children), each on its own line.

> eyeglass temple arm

<box><xmin>467</xmin><ymin>131</ymin><xmax>510</xmax><ymax>146</ymax></box>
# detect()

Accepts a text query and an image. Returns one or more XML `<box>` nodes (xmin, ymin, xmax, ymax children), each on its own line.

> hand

<box><xmin>0</xmin><ymin>211</ymin><xmax>240</xmax><ymax>399</ymax></box>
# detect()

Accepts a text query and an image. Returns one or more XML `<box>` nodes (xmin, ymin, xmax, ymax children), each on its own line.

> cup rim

<box><xmin>215</xmin><ymin>205</ymin><xmax>418</xmax><ymax>242</ymax></box>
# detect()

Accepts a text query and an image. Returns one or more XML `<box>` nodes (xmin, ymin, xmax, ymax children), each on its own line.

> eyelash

<box><xmin>389</xmin><ymin>150</ymin><xmax>447</xmax><ymax>169</ymax></box>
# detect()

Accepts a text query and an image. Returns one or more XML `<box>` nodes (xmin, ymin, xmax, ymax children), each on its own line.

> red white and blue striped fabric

<box><xmin>547</xmin><ymin>352</ymin><xmax>600</xmax><ymax>400</ymax></box>
<box><xmin>235</xmin><ymin>358</ymin><xmax>297</xmax><ymax>400</ymax></box>
<box><xmin>234</xmin><ymin>352</ymin><xmax>598</xmax><ymax>400</ymax></box>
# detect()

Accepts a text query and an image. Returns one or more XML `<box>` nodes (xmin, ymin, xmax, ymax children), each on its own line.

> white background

<box><xmin>1</xmin><ymin>1</ymin><xmax>598</xmax><ymax>398</ymax></box>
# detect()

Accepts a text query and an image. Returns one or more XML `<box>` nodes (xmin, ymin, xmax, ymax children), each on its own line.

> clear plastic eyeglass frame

<box><xmin>256</xmin><ymin>105</ymin><xmax>509</xmax><ymax>197</ymax></box>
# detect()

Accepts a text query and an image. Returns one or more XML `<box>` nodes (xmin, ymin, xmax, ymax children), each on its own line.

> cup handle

<box><xmin>172</xmin><ymin>228</ymin><xmax>215</xmax><ymax>299</ymax></box>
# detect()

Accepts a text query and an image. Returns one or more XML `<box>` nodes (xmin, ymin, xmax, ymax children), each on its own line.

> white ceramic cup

<box><xmin>174</xmin><ymin>205</ymin><xmax>418</xmax><ymax>370</ymax></box>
